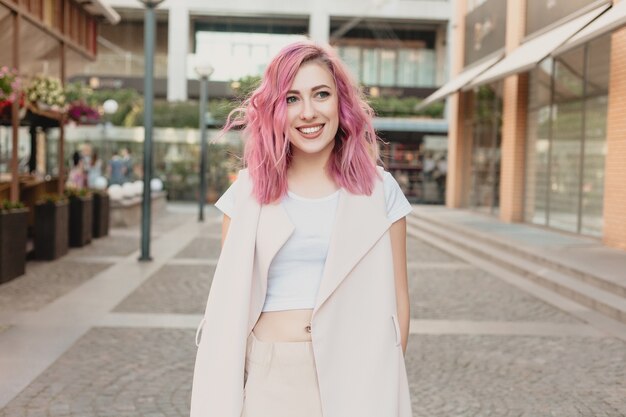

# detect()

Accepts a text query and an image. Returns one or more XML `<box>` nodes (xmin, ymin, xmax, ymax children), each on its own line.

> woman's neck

<box><xmin>287</xmin><ymin>148</ymin><xmax>337</xmax><ymax>197</ymax></box>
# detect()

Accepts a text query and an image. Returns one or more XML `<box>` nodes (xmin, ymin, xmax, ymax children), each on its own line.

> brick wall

<box><xmin>499</xmin><ymin>0</ymin><xmax>528</xmax><ymax>222</ymax></box>
<box><xmin>500</xmin><ymin>73</ymin><xmax>528</xmax><ymax>222</ymax></box>
<box><xmin>603</xmin><ymin>7</ymin><xmax>626</xmax><ymax>250</ymax></box>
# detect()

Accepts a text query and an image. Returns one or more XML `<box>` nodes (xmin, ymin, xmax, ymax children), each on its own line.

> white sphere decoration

<box><xmin>103</xmin><ymin>99</ymin><xmax>119</xmax><ymax>114</ymax></box>
<box><xmin>150</xmin><ymin>178</ymin><xmax>163</xmax><ymax>191</ymax></box>
<box><xmin>93</xmin><ymin>176</ymin><xmax>108</xmax><ymax>190</ymax></box>
<box><xmin>133</xmin><ymin>180</ymin><xmax>144</xmax><ymax>195</ymax></box>
<box><xmin>108</xmin><ymin>184</ymin><xmax>123</xmax><ymax>200</ymax></box>
<box><xmin>122</xmin><ymin>182</ymin><xmax>135</xmax><ymax>198</ymax></box>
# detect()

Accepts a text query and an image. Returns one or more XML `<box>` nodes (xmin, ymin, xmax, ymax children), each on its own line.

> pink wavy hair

<box><xmin>223</xmin><ymin>40</ymin><xmax>381</xmax><ymax>204</ymax></box>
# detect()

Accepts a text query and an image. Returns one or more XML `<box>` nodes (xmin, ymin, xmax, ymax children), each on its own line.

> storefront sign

<box><xmin>526</xmin><ymin>0</ymin><xmax>609</xmax><ymax>36</ymax></box>
<box><xmin>464</xmin><ymin>0</ymin><xmax>507</xmax><ymax>66</ymax></box>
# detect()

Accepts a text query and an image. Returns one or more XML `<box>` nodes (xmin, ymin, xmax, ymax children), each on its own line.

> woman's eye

<box><xmin>286</xmin><ymin>96</ymin><xmax>298</xmax><ymax>104</ymax></box>
<box><xmin>316</xmin><ymin>91</ymin><xmax>330</xmax><ymax>99</ymax></box>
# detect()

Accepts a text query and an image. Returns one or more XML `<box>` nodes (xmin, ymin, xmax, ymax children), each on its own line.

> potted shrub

<box><xmin>34</xmin><ymin>194</ymin><xmax>69</xmax><ymax>260</ymax></box>
<box><xmin>0</xmin><ymin>200</ymin><xmax>29</xmax><ymax>284</ymax></box>
<box><xmin>65</xmin><ymin>188</ymin><xmax>93</xmax><ymax>247</ymax></box>
<box><xmin>91</xmin><ymin>189</ymin><xmax>110</xmax><ymax>238</ymax></box>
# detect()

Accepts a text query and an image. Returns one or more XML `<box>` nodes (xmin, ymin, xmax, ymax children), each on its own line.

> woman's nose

<box><xmin>299</xmin><ymin>99</ymin><xmax>316</xmax><ymax>120</ymax></box>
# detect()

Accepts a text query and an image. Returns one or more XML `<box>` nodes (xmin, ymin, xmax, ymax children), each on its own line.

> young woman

<box><xmin>190</xmin><ymin>41</ymin><xmax>413</xmax><ymax>417</ymax></box>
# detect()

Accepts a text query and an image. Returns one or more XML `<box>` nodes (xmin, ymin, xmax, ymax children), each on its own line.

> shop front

<box><xmin>421</xmin><ymin>0</ymin><xmax>626</xmax><ymax>250</ymax></box>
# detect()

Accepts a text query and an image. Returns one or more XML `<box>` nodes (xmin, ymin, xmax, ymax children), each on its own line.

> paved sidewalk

<box><xmin>0</xmin><ymin>203</ymin><xmax>625</xmax><ymax>417</ymax></box>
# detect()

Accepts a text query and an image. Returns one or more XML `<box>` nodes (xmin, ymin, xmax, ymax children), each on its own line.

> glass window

<box><xmin>581</xmin><ymin>35</ymin><xmax>610</xmax><ymax>236</ymax></box>
<box><xmin>398</xmin><ymin>49</ymin><xmax>418</xmax><ymax>87</ymax></box>
<box><xmin>524</xmin><ymin>34</ymin><xmax>610</xmax><ymax>238</ymax></box>
<box><xmin>379</xmin><ymin>49</ymin><xmax>396</xmax><ymax>87</ymax></box>
<box><xmin>524</xmin><ymin>61</ymin><xmax>553</xmax><ymax>226</ymax></box>
<box><xmin>548</xmin><ymin>46</ymin><xmax>584</xmax><ymax>233</ymax></box>
<box><xmin>362</xmin><ymin>48</ymin><xmax>379</xmax><ymax>85</ymax></box>
<box><xmin>470</xmin><ymin>83</ymin><xmax>502</xmax><ymax>215</ymax></box>
<box><xmin>338</xmin><ymin>46</ymin><xmax>361</xmax><ymax>82</ymax></box>
<box><xmin>416</xmin><ymin>49</ymin><xmax>436</xmax><ymax>87</ymax></box>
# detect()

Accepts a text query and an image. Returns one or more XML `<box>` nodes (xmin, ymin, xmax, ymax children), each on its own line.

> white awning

<box><xmin>553</xmin><ymin>1</ymin><xmax>626</xmax><ymax>56</ymax></box>
<box><xmin>467</xmin><ymin>4</ymin><xmax>609</xmax><ymax>89</ymax></box>
<box><xmin>85</xmin><ymin>0</ymin><xmax>121</xmax><ymax>25</ymax></box>
<box><xmin>416</xmin><ymin>53</ymin><xmax>503</xmax><ymax>111</ymax></box>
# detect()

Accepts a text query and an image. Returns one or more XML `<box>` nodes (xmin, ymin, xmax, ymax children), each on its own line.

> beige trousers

<box><xmin>241</xmin><ymin>332</ymin><xmax>324</xmax><ymax>417</ymax></box>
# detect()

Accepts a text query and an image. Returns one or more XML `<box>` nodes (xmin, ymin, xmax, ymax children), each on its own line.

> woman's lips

<box><xmin>296</xmin><ymin>124</ymin><xmax>324</xmax><ymax>139</ymax></box>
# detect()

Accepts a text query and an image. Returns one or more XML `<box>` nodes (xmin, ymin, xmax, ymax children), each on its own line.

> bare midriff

<box><xmin>252</xmin><ymin>309</ymin><xmax>314</xmax><ymax>342</ymax></box>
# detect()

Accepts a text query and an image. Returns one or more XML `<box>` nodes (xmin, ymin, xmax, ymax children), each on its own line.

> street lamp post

<box><xmin>137</xmin><ymin>0</ymin><xmax>164</xmax><ymax>261</ymax></box>
<box><xmin>195</xmin><ymin>64</ymin><xmax>214</xmax><ymax>222</ymax></box>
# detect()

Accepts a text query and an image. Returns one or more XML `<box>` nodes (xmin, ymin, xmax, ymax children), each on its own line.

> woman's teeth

<box><xmin>298</xmin><ymin>125</ymin><xmax>323</xmax><ymax>134</ymax></box>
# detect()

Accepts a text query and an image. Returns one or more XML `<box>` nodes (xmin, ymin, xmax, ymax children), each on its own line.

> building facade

<box><xmin>98</xmin><ymin>0</ymin><xmax>450</xmax><ymax>101</ymax></box>
<box><xmin>422</xmin><ymin>0</ymin><xmax>626</xmax><ymax>250</ymax></box>
<box><xmin>77</xmin><ymin>0</ymin><xmax>452</xmax><ymax>203</ymax></box>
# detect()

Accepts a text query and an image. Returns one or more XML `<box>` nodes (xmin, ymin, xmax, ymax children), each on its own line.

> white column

<box><xmin>167</xmin><ymin>6</ymin><xmax>189</xmax><ymax>101</ymax></box>
<box><xmin>309</xmin><ymin>9</ymin><xmax>330</xmax><ymax>44</ymax></box>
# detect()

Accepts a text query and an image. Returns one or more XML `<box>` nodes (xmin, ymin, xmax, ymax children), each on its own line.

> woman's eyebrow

<box><xmin>287</xmin><ymin>84</ymin><xmax>332</xmax><ymax>95</ymax></box>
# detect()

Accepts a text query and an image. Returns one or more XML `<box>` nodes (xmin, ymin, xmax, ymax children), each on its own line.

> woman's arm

<box><xmin>221</xmin><ymin>214</ymin><xmax>231</xmax><ymax>248</ymax></box>
<box><xmin>390</xmin><ymin>217</ymin><xmax>410</xmax><ymax>355</ymax></box>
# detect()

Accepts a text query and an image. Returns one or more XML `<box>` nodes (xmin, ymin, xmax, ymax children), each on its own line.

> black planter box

<box><xmin>92</xmin><ymin>192</ymin><xmax>110</xmax><ymax>238</ymax></box>
<box><xmin>68</xmin><ymin>195</ymin><xmax>93</xmax><ymax>247</ymax></box>
<box><xmin>0</xmin><ymin>208</ymin><xmax>29</xmax><ymax>284</ymax></box>
<box><xmin>35</xmin><ymin>201</ymin><xmax>69</xmax><ymax>260</ymax></box>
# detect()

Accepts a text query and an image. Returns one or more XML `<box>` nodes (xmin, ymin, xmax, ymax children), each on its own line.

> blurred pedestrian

<box><xmin>107</xmin><ymin>150</ymin><xmax>126</xmax><ymax>185</ymax></box>
<box><xmin>434</xmin><ymin>155</ymin><xmax>447</xmax><ymax>202</ymax></box>
<box><xmin>190</xmin><ymin>41</ymin><xmax>413</xmax><ymax>417</ymax></box>
<box><xmin>121</xmin><ymin>147</ymin><xmax>134</xmax><ymax>182</ymax></box>
<box><xmin>87</xmin><ymin>150</ymin><xmax>103</xmax><ymax>188</ymax></box>
<box><xmin>67</xmin><ymin>150</ymin><xmax>85</xmax><ymax>189</ymax></box>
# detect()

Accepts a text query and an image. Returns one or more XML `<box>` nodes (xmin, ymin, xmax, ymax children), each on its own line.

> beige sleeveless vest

<box><xmin>190</xmin><ymin>167</ymin><xmax>412</xmax><ymax>417</ymax></box>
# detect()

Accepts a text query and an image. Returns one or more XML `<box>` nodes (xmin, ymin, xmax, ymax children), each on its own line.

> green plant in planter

<box><xmin>36</xmin><ymin>193</ymin><xmax>68</xmax><ymax>205</ymax></box>
<box><xmin>0</xmin><ymin>200</ymin><xmax>25</xmax><ymax>211</ymax></box>
<box><xmin>64</xmin><ymin>188</ymin><xmax>92</xmax><ymax>199</ymax></box>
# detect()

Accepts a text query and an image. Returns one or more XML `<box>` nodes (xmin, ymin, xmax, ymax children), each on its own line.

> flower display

<box><xmin>67</xmin><ymin>101</ymin><xmax>100</xmax><ymax>124</ymax></box>
<box><xmin>0</xmin><ymin>66</ymin><xmax>21</xmax><ymax>102</ymax></box>
<box><xmin>25</xmin><ymin>75</ymin><xmax>66</xmax><ymax>110</ymax></box>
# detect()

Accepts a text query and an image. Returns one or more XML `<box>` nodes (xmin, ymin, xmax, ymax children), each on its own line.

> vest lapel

<box><xmin>313</xmin><ymin>178</ymin><xmax>391</xmax><ymax>315</ymax></box>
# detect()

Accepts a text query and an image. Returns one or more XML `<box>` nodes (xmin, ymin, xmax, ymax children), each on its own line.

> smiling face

<box><xmin>284</xmin><ymin>61</ymin><xmax>339</xmax><ymax>162</ymax></box>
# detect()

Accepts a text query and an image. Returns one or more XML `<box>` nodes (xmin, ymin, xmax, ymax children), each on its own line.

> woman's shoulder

<box><xmin>376</xmin><ymin>166</ymin><xmax>395</xmax><ymax>185</ymax></box>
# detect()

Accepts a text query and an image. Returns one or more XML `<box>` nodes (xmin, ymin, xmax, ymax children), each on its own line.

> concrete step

<box><xmin>406</xmin><ymin>214</ymin><xmax>626</xmax><ymax>325</ymax></box>
<box><xmin>407</xmin><ymin>211</ymin><xmax>626</xmax><ymax>298</ymax></box>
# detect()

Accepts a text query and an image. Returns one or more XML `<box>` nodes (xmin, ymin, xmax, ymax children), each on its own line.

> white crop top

<box><xmin>214</xmin><ymin>170</ymin><xmax>413</xmax><ymax>312</ymax></box>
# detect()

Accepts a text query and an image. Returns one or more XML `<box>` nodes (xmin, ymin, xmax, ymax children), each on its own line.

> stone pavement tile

<box><xmin>174</xmin><ymin>237</ymin><xmax>221</xmax><ymax>260</ymax></box>
<box><xmin>152</xmin><ymin>212</ymin><xmax>197</xmax><ymax>236</ymax></box>
<box><xmin>408</xmin><ymin>237</ymin><xmax>465</xmax><ymax>263</ymax></box>
<box><xmin>409</xmin><ymin>267</ymin><xmax>581</xmax><ymax>323</ymax></box>
<box><xmin>0</xmin><ymin>328</ymin><xmax>195</xmax><ymax>417</ymax></box>
<box><xmin>0</xmin><ymin>261</ymin><xmax>111</xmax><ymax>312</ymax></box>
<box><xmin>112</xmin><ymin>265</ymin><xmax>215</xmax><ymax>314</ymax></box>
<box><xmin>405</xmin><ymin>334</ymin><xmax>626</xmax><ymax>417</ymax></box>
<box><xmin>201</xmin><ymin>220</ymin><xmax>222</xmax><ymax>236</ymax></box>
<box><xmin>64</xmin><ymin>234</ymin><xmax>140</xmax><ymax>259</ymax></box>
